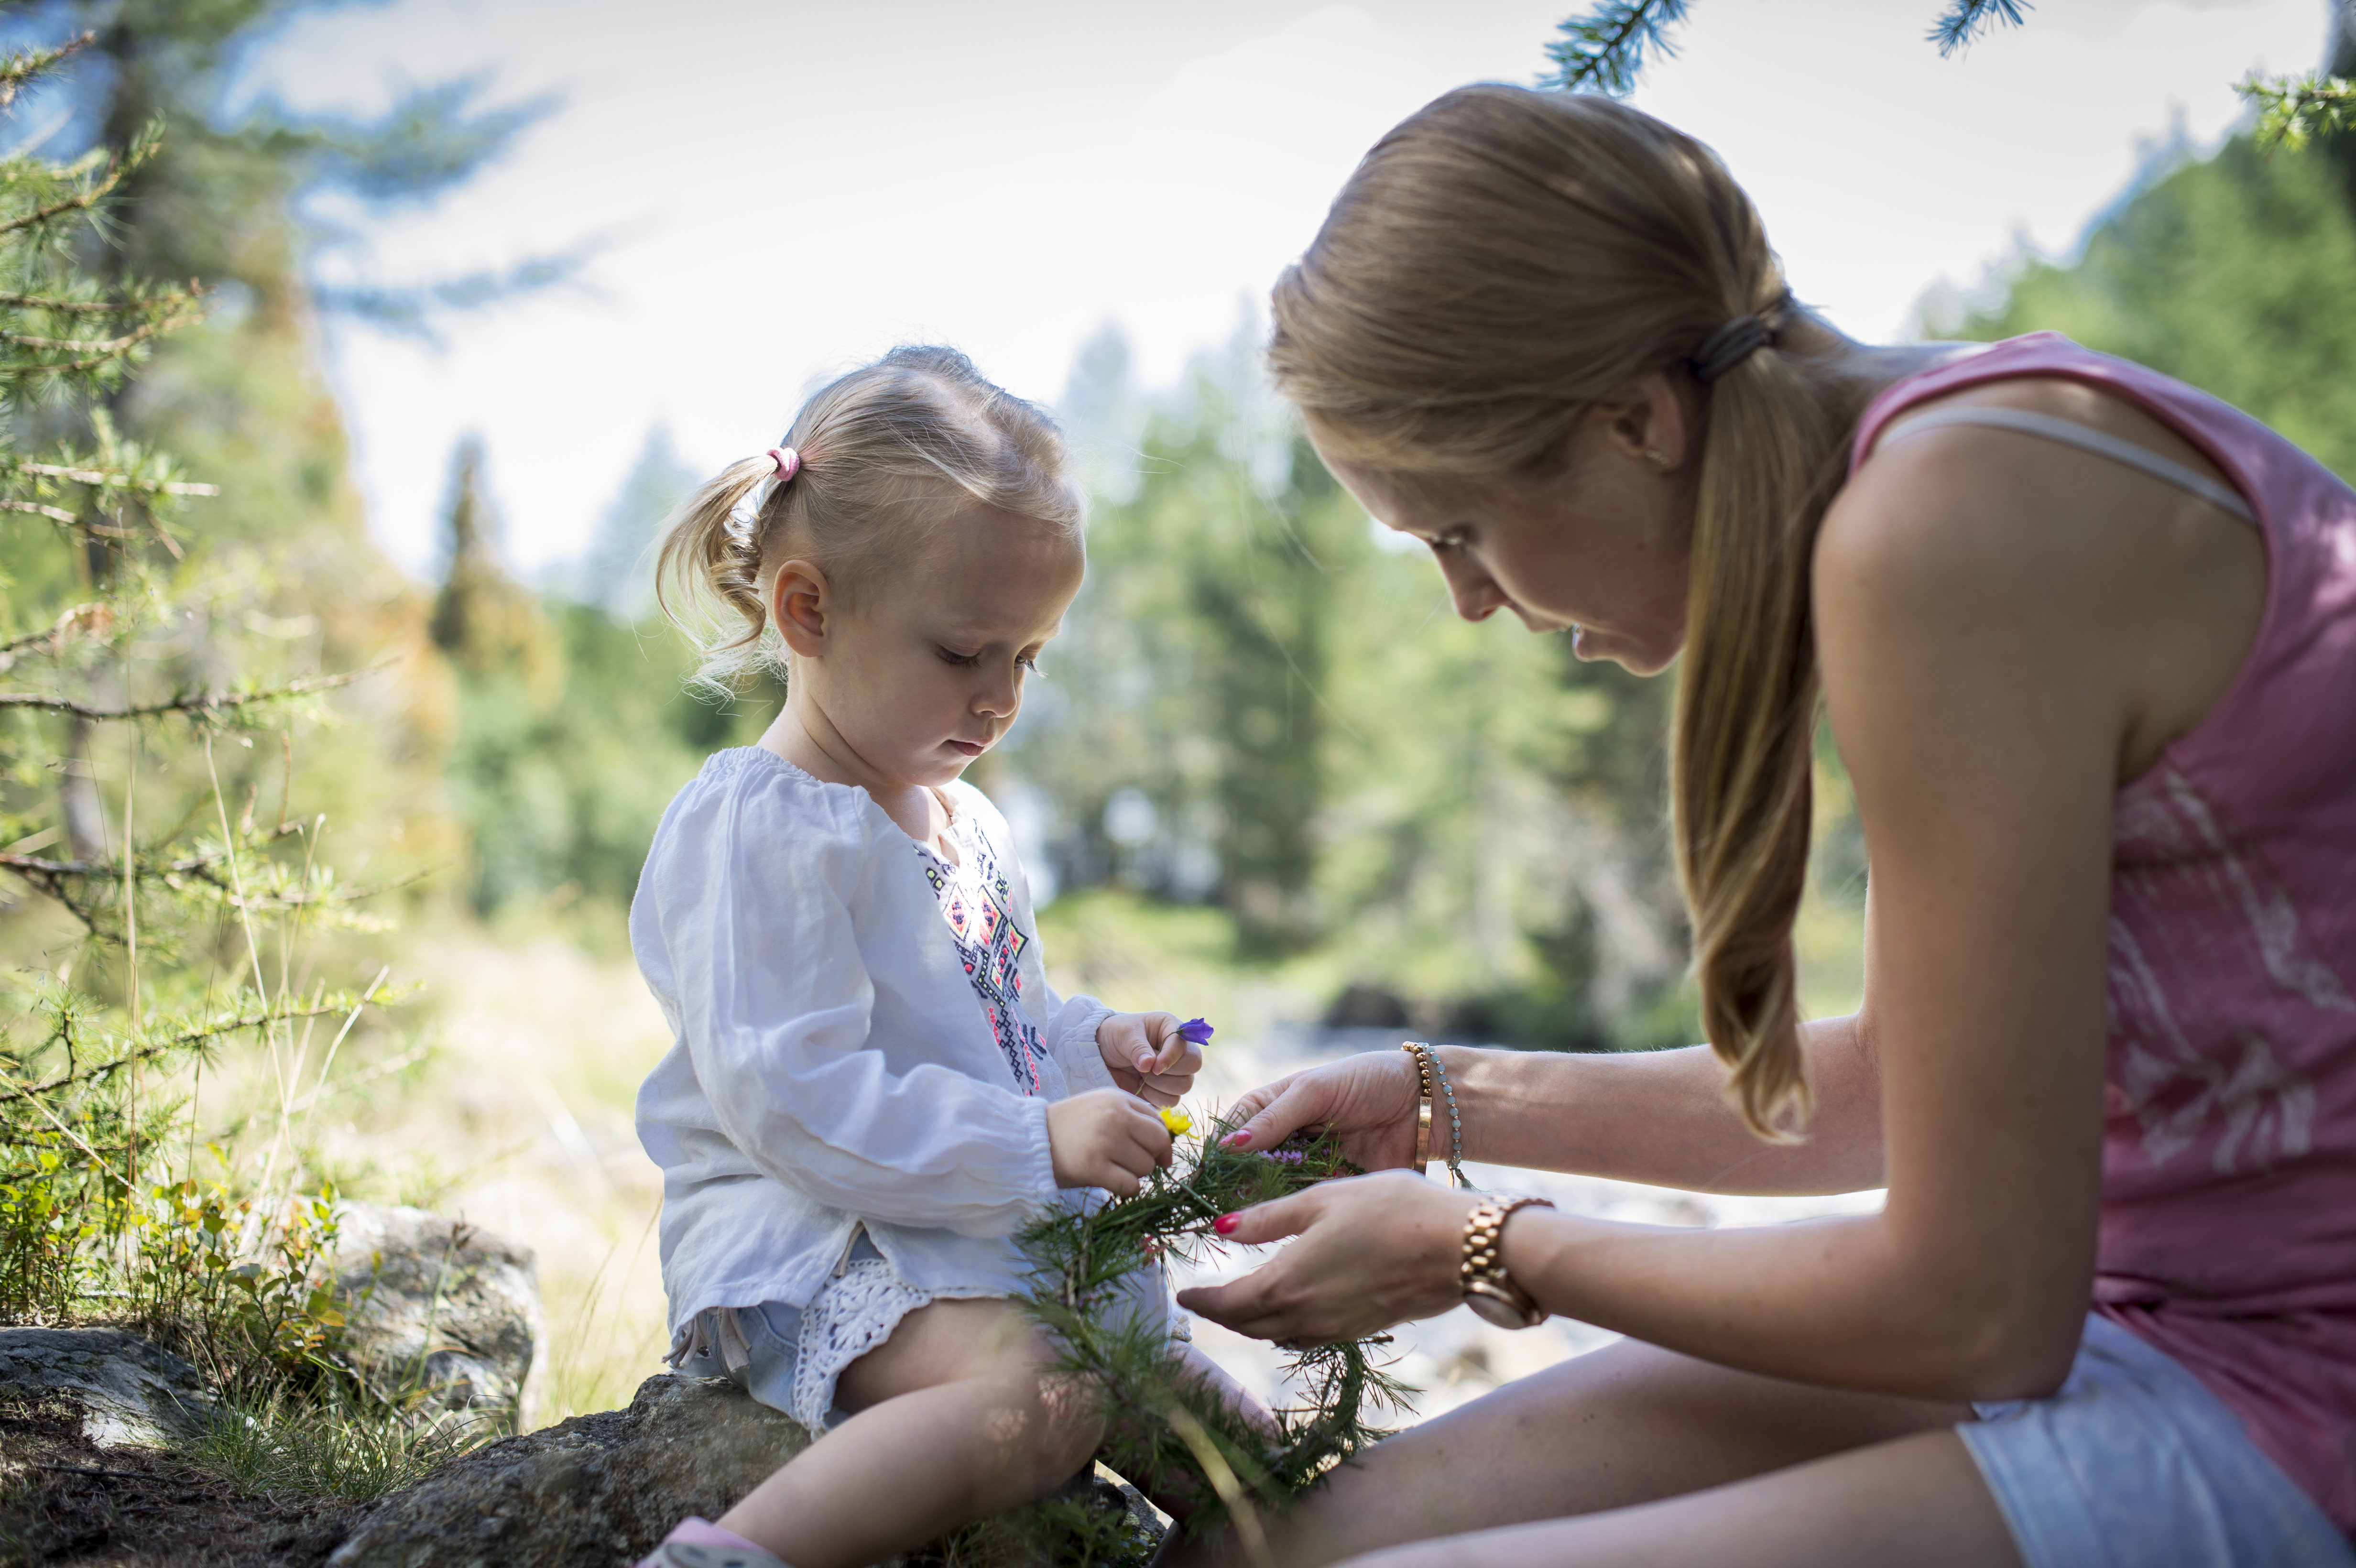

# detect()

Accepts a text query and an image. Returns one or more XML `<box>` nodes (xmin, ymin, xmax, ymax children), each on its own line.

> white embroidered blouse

<box><xmin>631</xmin><ymin>747</ymin><xmax>1117</xmax><ymax>1344</ymax></box>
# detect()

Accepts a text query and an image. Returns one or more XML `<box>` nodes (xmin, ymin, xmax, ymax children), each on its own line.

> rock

<box><xmin>0</xmin><ymin>1326</ymin><xmax>219</xmax><ymax>1448</ymax></box>
<box><xmin>329</xmin><ymin>1372</ymin><xmax>1161</xmax><ymax>1568</ymax></box>
<box><xmin>333</xmin><ymin>1201</ymin><xmax>543</xmax><ymax>1421</ymax></box>
<box><xmin>326</xmin><ymin>1372</ymin><xmax>809</xmax><ymax>1568</ymax></box>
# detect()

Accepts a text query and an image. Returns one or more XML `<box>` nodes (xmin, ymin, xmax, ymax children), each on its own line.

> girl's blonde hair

<box><xmin>1269</xmin><ymin>86</ymin><xmax>1856</xmax><ymax>1138</ymax></box>
<box><xmin>656</xmin><ymin>344</ymin><xmax>1082</xmax><ymax>693</ymax></box>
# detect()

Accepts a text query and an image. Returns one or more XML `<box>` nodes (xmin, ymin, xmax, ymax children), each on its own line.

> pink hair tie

<box><xmin>726</xmin><ymin>447</ymin><xmax>803</xmax><ymax>544</ymax></box>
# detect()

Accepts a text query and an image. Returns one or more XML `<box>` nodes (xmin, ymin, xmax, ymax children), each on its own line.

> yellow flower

<box><xmin>1159</xmin><ymin>1106</ymin><xmax>1194</xmax><ymax>1137</ymax></box>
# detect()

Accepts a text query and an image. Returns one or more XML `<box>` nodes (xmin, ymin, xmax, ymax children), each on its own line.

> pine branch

<box><xmin>2240</xmin><ymin>71</ymin><xmax>2356</xmax><ymax>152</ymax></box>
<box><xmin>0</xmin><ymin>33</ymin><xmax>92</xmax><ymax>114</ymax></box>
<box><xmin>0</xmin><ymin>988</ymin><xmax>400</xmax><ymax>1109</ymax></box>
<box><xmin>0</xmin><ymin>663</ymin><xmax>381</xmax><ymax>722</ymax></box>
<box><xmin>1541</xmin><ymin>0</ymin><xmax>1691</xmax><ymax>96</ymax></box>
<box><xmin>1928</xmin><ymin>0</ymin><xmax>2031</xmax><ymax>58</ymax></box>
<box><xmin>1015</xmin><ymin>1119</ymin><xmax>1417</xmax><ymax>1546</ymax></box>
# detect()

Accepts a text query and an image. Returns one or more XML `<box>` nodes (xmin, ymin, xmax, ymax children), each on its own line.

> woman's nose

<box><xmin>1439</xmin><ymin>553</ymin><xmax>1507</xmax><ymax>622</ymax></box>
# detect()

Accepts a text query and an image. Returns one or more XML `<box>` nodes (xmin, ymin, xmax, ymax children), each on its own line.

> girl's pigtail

<box><xmin>655</xmin><ymin>456</ymin><xmax>783</xmax><ymax>697</ymax></box>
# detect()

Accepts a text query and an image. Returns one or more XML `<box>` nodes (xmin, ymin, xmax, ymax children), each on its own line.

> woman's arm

<box><xmin>1187</xmin><ymin>426</ymin><xmax>2146</xmax><ymax>1403</ymax></box>
<box><xmin>1444</xmin><ymin>1015</ymin><xmax>1886</xmax><ymax>1194</ymax></box>
<box><xmin>1220</xmin><ymin>1011</ymin><xmax>1885</xmax><ymax>1198</ymax></box>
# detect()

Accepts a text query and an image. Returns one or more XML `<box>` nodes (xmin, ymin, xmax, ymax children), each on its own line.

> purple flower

<box><xmin>1178</xmin><ymin>1017</ymin><xmax>1214</xmax><ymax>1045</ymax></box>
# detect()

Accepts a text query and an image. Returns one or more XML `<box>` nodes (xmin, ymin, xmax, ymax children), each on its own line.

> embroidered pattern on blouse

<box><xmin>916</xmin><ymin>816</ymin><xmax>1045</xmax><ymax>1094</ymax></box>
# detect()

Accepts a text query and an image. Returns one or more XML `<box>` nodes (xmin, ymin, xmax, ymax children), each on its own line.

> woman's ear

<box><xmin>1591</xmin><ymin>371</ymin><xmax>1694</xmax><ymax>474</ymax></box>
<box><xmin>770</xmin><ymin>558</ymin><xmax>834</xmax><ymax>657</ymax></box>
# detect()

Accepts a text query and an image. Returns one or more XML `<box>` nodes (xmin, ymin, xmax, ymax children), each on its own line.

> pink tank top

<box><xmin>1852</xmin><ymin>334</ymin><xmax>2356</xmax><ymax>1529</ymax></box>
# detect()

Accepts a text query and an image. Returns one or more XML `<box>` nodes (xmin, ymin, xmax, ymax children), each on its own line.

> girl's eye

<box><xmin>937</xmin><ymin>647</ymin><xmax>981</xmax><ymax>667</ymax></box>
<box><xmin>1017</xmin><ymin>654</ymin><xmax>1041</xmax><ymax>674</ymax></box>
<box><xmin>1431</xmin><ymin>530</ymin><xmax>1470</xmax><ymax>554</ymax></box>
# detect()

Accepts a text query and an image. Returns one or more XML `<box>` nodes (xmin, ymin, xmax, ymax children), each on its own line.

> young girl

<box><xmin>629</xmin><ymin>346</ymin><xmax>1258</xmax><ymax>1568</ymax></box>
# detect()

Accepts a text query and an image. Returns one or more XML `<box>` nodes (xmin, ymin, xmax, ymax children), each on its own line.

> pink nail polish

<box><xmin>1223</xmin><ymin>1131</ymin><xmax>1251</xmax><ymax>1149</ymax></box>
<box><xmin>1213</xmin><ymin>1213</ymin><xmax>1240</xmax><ymax>1235</ymax></box>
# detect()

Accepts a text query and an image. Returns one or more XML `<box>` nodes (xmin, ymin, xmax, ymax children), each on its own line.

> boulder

<box><xmin>328</xmin><ymin>1371</ymin><xmax>1162</xmax><ymax>1568</ymax></box>
<box><xmin>0</xmin><ymin>1326</ymin><xmax>218</xmax><ymax>1447</ymax></box>
<box><xmin>333</xmin><ymin>1202</ymin><xmax>542</xmax><ymax>1420</ymax></box>
<box><xmin>326</xmin><ymin>1372</ymin><xmax>808</xmax><ymax>1568</ymax></box>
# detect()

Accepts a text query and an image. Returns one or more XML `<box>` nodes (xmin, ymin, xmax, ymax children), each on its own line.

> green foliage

<box><xmin>2239</xmin><ymin>72</ymin><xmax>2356</xmax><ymax>154</ymax></box>
<box><xmin>1541</xmin><ymin>0</ymin><xmax>1689</xmax><ymax>95</ymax></box>
<box><xmin>1942</xmin><ymin>133</ymin><xmax>2356</xmax><ymax>485</ymax></box>
<box><xmin>1017</xmin><ymin>1120</ymin><xmax>1413</xmax><ymax>1553</ymax></box>
<box><xmin>427</xmin><ymin>436</ymin><xmax>765</xmax><ymax>920</ymax></box>
<box><xmin>1003</xmin><ymin>370</ymin><xmax>1691</xmax><ymax>1047</ymax></box>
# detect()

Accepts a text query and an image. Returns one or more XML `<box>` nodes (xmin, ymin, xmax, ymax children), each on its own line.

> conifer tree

<box><xmin>0</xmin><ymin>30</ymin><xmax>398</xmax><ymax>1397</ymax></box>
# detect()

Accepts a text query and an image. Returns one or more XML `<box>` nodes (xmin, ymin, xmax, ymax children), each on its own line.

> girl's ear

<box><xmin>770</xmin><ymin>558</ymin><xmax>834</xmax><ymax>657</ymax></box>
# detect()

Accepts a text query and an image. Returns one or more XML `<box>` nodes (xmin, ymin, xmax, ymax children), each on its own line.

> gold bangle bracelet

<box><xmin>1402</xmin><ymin>1042</ymin><xmax>1434</xmax><ymax>1177</ymax></box>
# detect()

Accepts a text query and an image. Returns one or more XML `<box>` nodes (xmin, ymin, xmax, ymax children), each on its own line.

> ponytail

<box><xmin>654</xmin><ymin>457</ymin><xmax>783</xmax><ymax>697</ymax></box>
<box><xmin>1268</xmin><ymin>86</ymin><xmax>1859</xmax><ymax>1138</ymax></box>
<box><xmin>1673</xmin><ymin>291</ymin><xmax>1847</xmax><ymax>1137</ymax></box>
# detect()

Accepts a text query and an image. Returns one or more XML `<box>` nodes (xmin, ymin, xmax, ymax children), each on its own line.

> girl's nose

<box><xmin>974</xmin><ymin>669</ymin><xmax>1020</xmax><ymax>718</ymax></box>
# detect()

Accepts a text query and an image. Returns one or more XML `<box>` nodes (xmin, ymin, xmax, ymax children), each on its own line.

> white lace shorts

<box><xmin>1961</xmin><ymin>1312</ymin><xmax>2353</xmax><ymax>1568</ymax></box>
<box><xmin>673</xmin><ymin>1233</ymin><xmax>1177</xmax><ymax>1439</ymax></box>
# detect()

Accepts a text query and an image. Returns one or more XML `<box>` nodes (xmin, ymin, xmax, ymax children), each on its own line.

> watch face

<box><xmin>1463</xmin><ymin>1283</ymin><xmax>1536</xmax><ymax>1330</ymax></box>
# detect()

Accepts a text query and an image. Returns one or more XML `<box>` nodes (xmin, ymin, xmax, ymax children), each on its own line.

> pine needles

<box><xmin>1016</xmin><ymin>1119</ymin><xmax>1417</xmax><ymax>1557</ymax></box>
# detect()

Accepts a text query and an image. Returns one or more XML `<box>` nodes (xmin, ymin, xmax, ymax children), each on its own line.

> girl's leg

<box><xmin>1195</xmin><ymin>1337</ymin><xmax>1996</xmax><ymax>1567</ymax></box>
<box><xmin>717</xmin><ymin>1298</ymin><xmax>1103</xmax><ymax>1568</ymax></box>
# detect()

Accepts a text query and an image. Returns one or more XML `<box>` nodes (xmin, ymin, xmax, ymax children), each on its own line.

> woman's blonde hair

<box><xmin>655</xmin><ymin>344</ymin><xmax>1083</xmax><ymax>693</ymax></box>
<box><xmin>1269</xmin><ymin>86</ymin><xmax>1857</xmax><ymax>1138</ymax></box>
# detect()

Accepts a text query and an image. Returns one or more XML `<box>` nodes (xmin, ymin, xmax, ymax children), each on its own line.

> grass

<box><xmin>176</xmin><ymin>1383</ymin><xmax>497</xmax><ymax>1502</ymax></box>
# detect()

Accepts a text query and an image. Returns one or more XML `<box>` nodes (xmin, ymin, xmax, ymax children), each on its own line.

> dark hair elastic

<box><xmin>1689</xmin><ymin>313</ymin><xmax>1775</xmax><ymax>382</ymax></box>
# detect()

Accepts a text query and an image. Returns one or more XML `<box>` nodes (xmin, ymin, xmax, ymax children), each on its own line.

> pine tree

<box><xmin>0</xmin><ymin>31</ymin><xmax>396</xmax><ymax>1399</ymax></box>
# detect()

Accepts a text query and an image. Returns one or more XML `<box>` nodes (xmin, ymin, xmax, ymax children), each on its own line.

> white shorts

<box><xmin>1961</xmin><ymin>1312</ymin><xmax>2353</xmax><ymax>1568</ymax></box>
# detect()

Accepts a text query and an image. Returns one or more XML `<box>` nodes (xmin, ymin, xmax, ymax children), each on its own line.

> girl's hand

<box><xmin>1047</xmin><ymin>1087</ymin><xmax>1174</xmax><ymax>1196</ymax></box>
<box><xmin>1096</xmin><ymin>1012</ymin><xmax>1201</xmax><ymax>1107</ymax></box>
<box><xmin>1217</xmin><ymin>1049</ymin><xmax>1421</xmax><ymax>1171</ymax></box>
<box><xmin>1175</xmin><ymin>1171</ymin><xmax>1479</xmax><ymax>1344</ymax></box>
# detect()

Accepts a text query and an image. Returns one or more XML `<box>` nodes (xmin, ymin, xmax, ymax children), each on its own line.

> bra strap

<box><xmin>1876</xmin><ymin>405</ymin><xmax>2256</xmax><ymax>526</ymax></box>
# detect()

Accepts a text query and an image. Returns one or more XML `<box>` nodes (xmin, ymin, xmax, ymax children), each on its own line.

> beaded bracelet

<box><xmin>1401</xmin><ymin>1042</ymin><xmax>1467</xmax><ymax>1188</ymax></box>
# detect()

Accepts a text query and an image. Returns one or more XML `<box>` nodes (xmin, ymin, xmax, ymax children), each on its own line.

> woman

<box><xmin>1174</xmin><ymin>85</ymin><xmax>2356</xmax><ymax>1568</ymax></box>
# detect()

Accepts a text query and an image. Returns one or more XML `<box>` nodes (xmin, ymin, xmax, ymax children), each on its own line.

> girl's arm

<box><xmin>644</xmin><ymin>799</ymin><xmax>1064</xmax><ymax>1237</ymax></box>
<box><xmin>1186</xmin><ymin>433</ymin><xmax>2131</xmax><ymax>1403</ymax></box>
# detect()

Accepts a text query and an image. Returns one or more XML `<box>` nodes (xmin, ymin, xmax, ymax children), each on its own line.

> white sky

<box><xmin>246</xmin><ymin>0</ymin><xmax>2333</xmax><ymax>578</ymax></box>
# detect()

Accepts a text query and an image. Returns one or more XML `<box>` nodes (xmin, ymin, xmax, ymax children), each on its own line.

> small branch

<box><xmin>0</xmin><ymin>498</ymin><xmax>78</xmax><ymax>523</ymax></box>
<box><xmin>0</xmin><ymin>663</ymin><xmax>382</xmax><ymax>722</ymax></box>
<box><xmin>8</xmin><ymin>459</ymin><xmax>217</xmax><ymax>496</ymax></box>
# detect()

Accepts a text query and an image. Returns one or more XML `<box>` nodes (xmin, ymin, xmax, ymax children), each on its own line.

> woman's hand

<box><xmin>1217</xmin><ymin>1048</ymin><xmax>1421</xmax><ymax>1171</ymax></box>
<box><xmin>1047</xmin><ymin>1088</ymin><xmax>1174</xmax><ymax>1196</ymax></box>
<box><xmin>1176</xmin><ymin>1171</ymin><xmax>1478</xmax><ymax>1344</ymax></box>
<box><xmin>1096</xmin><ymin>1012</ymin><xmax>1201</xmax><ymax>1107</ymax></box>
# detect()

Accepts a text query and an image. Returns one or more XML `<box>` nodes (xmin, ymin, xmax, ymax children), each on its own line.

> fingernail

<box><xmin>1213</xmin><ymin>1213</ymin><xmax>1239</xmax><ymax>1235</ymax></box>
<box><xmin>1222</xmin><ymin>1131</ymin><xmax>1252</xmax><ymax>1149</ymax></box>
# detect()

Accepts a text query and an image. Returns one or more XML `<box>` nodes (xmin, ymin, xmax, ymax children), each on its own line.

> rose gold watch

<box><xmin>1459</xmin><ymin>1195</ymin><xmax>1554</xmax><ymax>1329</ymax></box>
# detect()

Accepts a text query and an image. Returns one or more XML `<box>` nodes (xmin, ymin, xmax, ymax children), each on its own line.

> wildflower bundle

<box><xmin>1016</xmin><ymin>1111</ymin><xmax>1417</xmax><ymax>1557</ymax></box>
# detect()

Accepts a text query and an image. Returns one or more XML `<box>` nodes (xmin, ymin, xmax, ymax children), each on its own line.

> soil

<box><xmin>0</xmin><ymin>1396</ymin><xmax>352</xmax><ymax>1568</ymax></box>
